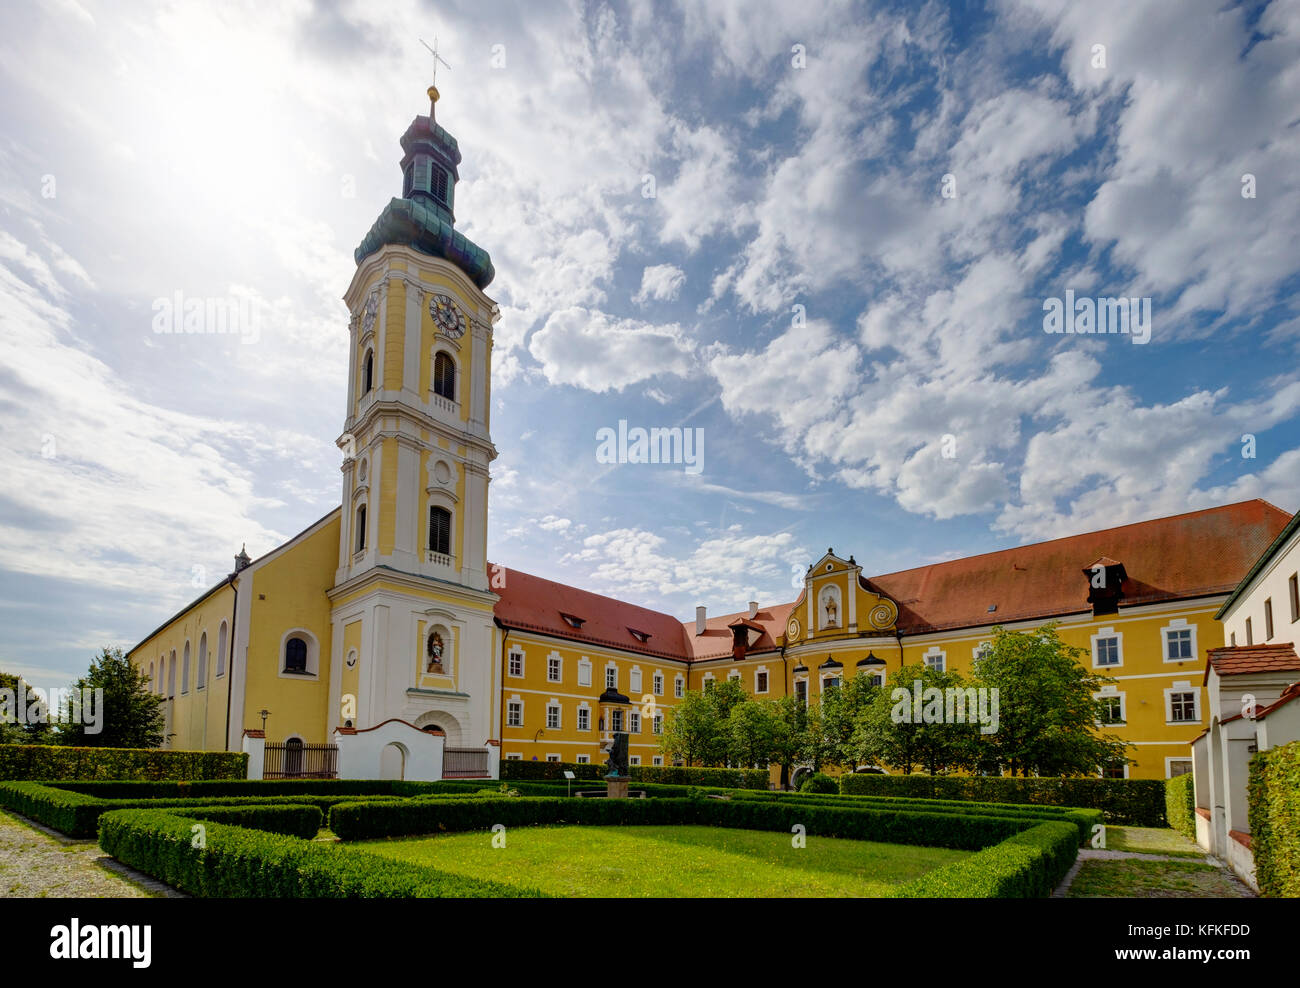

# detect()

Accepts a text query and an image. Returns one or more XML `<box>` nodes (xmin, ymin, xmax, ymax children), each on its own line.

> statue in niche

<box><xmin>427</xmin><ymin>631</ymin><xmax>445</xmax><ymax>672</ymax></box>
<box><xmin>823</xmin><ymin>594</ymin><xmax>838</xmax><ymax>628</ymax></box>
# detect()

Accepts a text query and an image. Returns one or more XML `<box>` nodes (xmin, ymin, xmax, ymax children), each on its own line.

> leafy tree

<box><xmin>969</xmin><ymin>624</ymin><xmax>1130</xmax><ymax>777</ymax></box>
<box><xmin>0</xmin><ymin>670</ymin><xmax>52</xmax><ymax>744</ymax></box>
<box><xmin>767</xmin><ymin>694</ymin><xmax>811</xmax><ymax>789</ymax></box>
<box><xmin>726</xmin><ymin>699</ymin><xmax>776</xmax><ymax>768</ymax></box>
<box><xmin>852</xmin><ymin>662</ymin><xmax>979</xmax><ymax>775</ymax></box>
<box><xmin>818</xmin><ymin>672</ymin><xmax>880</xmax><ymax>769</ymax></box>
<box><xmin>659</xmin><ymin>689</ymin><xmax>724</xmax><ymax>766</ymax></box>
<box><xmin>57</xmin><ymin>647</ymin><xmax>165</xmax><ymax>748</ymax></box>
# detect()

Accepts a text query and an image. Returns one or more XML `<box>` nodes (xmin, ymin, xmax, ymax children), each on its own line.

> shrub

<box><xmin>897</xmin><ymin>821</ymin><xmax>1079</xmax><ymax>897</ymax></box>
<box><xmin>800</xmin><ymin>773</ymin><xmax>839</xmax><ymax>794</ymax></box>
<box><xmin>840</xmin><ymin>774</ymin><xmax>1167</xmax><ymax>826</ymax></box>
<box><xmin>97</xmin><ymin>809</ymin><xmax>543</xmax><ymax>897</ymax></box>
<box><xmin>1247</xmin><ymin>740</ymin><xmax>1300</xmax><ymax>898</ymax></box>
<box><xmin>0</xmin><ymin>745</ymin><xmax>246</xmax><ymax>781</ymax></box>
<box><xmin>178</xmin><ymin>804</ymin><xmax>323</xmax><ymax>840</ymax></box>
<box><xmin>1165</xmin><ymin>774</ymin><xmax>1196</xmax><ymax>842</ymax></box>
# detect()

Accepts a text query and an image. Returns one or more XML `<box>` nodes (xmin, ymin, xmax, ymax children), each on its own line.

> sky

<box><xmin>0</xmin><ymin>0</ymin><xmax>1297</xmax><ymax>691</ymax></box>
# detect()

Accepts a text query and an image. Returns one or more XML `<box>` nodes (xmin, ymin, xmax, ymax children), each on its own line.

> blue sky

<box><xmin>1</xmin><ymin>0</ymin><xmax>1297</xmax><ymax>691</ymax></box>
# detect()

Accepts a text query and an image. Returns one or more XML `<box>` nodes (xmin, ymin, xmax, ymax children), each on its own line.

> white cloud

<box><xmin>529</xmin><ymin>306</ymin><xmax>696</xmax><ymax>392</ymax></box>
<box><xmin>633</xmin><ymin>263</ymin><xmax>686</xmax><ymax>305</ymax></box>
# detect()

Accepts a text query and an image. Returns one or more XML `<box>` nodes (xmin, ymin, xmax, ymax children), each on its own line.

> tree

<box><xmin>726</xmin><ymin>699</ymin><xmax>777</xmax><ymax>768</ymax></box>
<box><xmin>818</xmin><ymin>673</ymin><xmax>880</xmax><ymax>770</ymax></box>
<box><xmin>969</xmin><ymin>624</ymin><xmax>1130</xmax><ymax>777</ymax></box>
<box><xmin>767</xmin><ymin>694</ymin><xmax>811</xmax><ymax>789</ymax></box>
<box><xmin>851</xmin><ymin>662</ymin><xmax>980</xmax><ymax>775</ymax></box>
<box><xmin>658</xmin><ymin>689</ymin><xmax>724</xmax><ymax>766</ymax></box>
<box><xmin>0</xmin><ymin>670</ymin><xmax>52</xmax><ymax>744</ymax></box>
<box><xmin>57</xmin><ymin>647</ymin><xmax>165</xmax><ymax>748</ymax></box>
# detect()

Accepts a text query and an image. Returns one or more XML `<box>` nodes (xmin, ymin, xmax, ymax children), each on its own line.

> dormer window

<box><xmin>628</xmin><ymin>628</ymin><xmax>651</xmax><ymax>643</ymax></box>
<box><xmin>560</xmin><ymin>613</ymin><xmax>585</xmax><ymax>629</ymax></box>
<box><xmin>1084</xmin><ymin>557</ymin><xmax>1127</xmax><ymax>617</ymax></box>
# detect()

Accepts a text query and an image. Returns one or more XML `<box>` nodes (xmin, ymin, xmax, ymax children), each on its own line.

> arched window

<box><xmin>197</xmin><ymin>632</ymin><xmax>208</xmax><ymax>690</ymax></box>
<box><xmin>167</xmin><ymin>651</ymin><xmax>176</xmax><ymax>698</ymax></box>
<box><xmin>149</xmin><ymin>661</ymin><xmax>154</xmax><ymax>691</ymax></box>
<box><xmin>182</xmin><ymin>642</ymin><xmax>191</xmax><ymax>694</ymax></box>
<box><xmin>284</xmin><ymin>637</ymin><xmax>308</xmax><ymax>674</ymax></box>
<box><xmin>355</xmin><ymin>504</ymin><xmax>367</xmax><ymax>552</ymax></box>
<box><xmin>285</xmin><ymin>737</ymin><xmax>303</xmax><ymax>776</ymax></box>
<box><xmin>362</xmin><ymin>349</ymin><xmax>374</xmax><ymax>394</ymax></box>
<box><xmin>428</xmin><ymin>506</ymin><xmax>451</xmax><ymax>555</ymax></box>
<box><xmin>158</xmin><ymin>656</ymin><xmax>165</xmax><ymax>694</ymax></box>
<box><xmin>216</xmin><ymin>621</ymin><xmax>228</xmax><ymax>678</ymax></box>
<box><xmin>433</xmin><ymin>352</ymin><xmax>455</xmax><ymax>401</ymax></box>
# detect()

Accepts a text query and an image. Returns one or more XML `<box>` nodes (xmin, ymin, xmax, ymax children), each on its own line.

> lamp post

<box><xmin>259</xmin><ymin>709</ymin><xmax>270</xmax><ymax>733</ymax></box>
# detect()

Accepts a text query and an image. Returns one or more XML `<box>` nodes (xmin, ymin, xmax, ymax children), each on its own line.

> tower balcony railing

<box><xmin>429</xmin><ymin>392</ymin><xmax>458</xmax><ymax>416</ymax></box>
<box><xmin>426</xmin><ymin>550</ymin><xmax>453</xmax><ymax>568</ymax></box>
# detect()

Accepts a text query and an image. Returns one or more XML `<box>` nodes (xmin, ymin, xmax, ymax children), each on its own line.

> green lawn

<box><xmin>1067</xmin><ymin>859</ymin><xmax>1251</xmax><ymax>898</ymax></box>
<box><xmin>357</xmin><ymin>824</ymin><xmax>970</xmax><ymax>897</ymax></box>
<box><xmin>1105</xmin><ymin>826</ymin><xmax>1204</xmax><ymax>858</ymax></box>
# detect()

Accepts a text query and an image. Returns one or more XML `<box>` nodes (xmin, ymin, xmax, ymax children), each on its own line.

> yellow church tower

<box><xmin>326</xmin><ymin>80</ymin><xmax>503</xmax><ymax>761</ymax></box>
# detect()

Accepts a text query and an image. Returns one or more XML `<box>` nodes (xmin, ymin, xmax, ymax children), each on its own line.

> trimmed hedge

<box><xmin>97</xmin><ymin>809</ymin><xmax>543</xmax><ymax>897</ymax></box>
<box><xmin>328</xmin><ymin>794</ymin><xmax>1046</xmax><ymax>851</ymax></box>
<box><xmin>897</xmin><ymin>821</ymin><xmax>1079</xmax><ymax>897</ymax></box>
<box><xmin>0</xmin><ymin>781</ymin><xmax>397</xmax><ymax>838</ymax></box>
<box><xmin>840</xmin><ymin>774</ymin><xmax>1167</xmax><ymax>826</ymax></box>
<box><xmin>500</xmin><ymin>761</ymin><xmax>768</xmax><ymax>788</ymax></box>
<box><xmin>1247</xmin><ymin>740</ymin><xmax>1300</xmax><ymax>898</ymax></box>
<box><xmin>0</xmin><ymin>745</ymin><xmax>247</xmax><ymax>781</ymax></box>
<box><xmin>1165</xmin><ymin>774</ymin><xmax>1196</xmax><ymax>841</ymax></box>
<box><xmin>176</xmin><ymin>804</ymin><xmax>323</xmax><ymax>840</ymax></box>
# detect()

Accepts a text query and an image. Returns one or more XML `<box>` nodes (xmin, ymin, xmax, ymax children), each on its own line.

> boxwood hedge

<box><xmin>840</xmin><ymin>774</ymin><xmax>1167</xmax><ymax>826</ymax></box>
<box><xmin>0</xmin><ymin>744</ymin><xmax>247</xmax><ymax>781</ymax></box>
<box><xmin>501</xmin><ymin>760</ymin><xmax>768</xmax><ymax>788</ymax></box>
<box><xmin>1165</xmin><ymin>774</ymin><xmax>1196</xmax><ymax>841</ymax></box>
<box><xmin>97</xmin><ymin>809</ymin><xmax>543</xmax><ymax>897</ymax></box>
<box><xmin>896</xmin><ymin>821</ymin><xmax>1080</xmax><ymax>897</ymax></box>
<box><xmin>1247</xmin><ymin>740</ymin><xmax>1300</xmax><ymax>898</ymax></box>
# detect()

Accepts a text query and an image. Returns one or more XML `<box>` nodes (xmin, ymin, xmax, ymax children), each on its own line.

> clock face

<box><xmin>362</xmin><ymin>291</ymin><xmax>378</xmax><ymax>333</ymax></box>
<box><xmin>429</xmin><ymin>293</ymin><xmax>466</xmax><ymax>338</ymax></box>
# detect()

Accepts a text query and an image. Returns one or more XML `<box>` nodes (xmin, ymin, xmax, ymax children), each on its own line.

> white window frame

<box><xmin>576</xmin><ymin>754</ymin><xmax>590</xmax><ymax>764</ymax></box>
<box><xmin>674</xmin><ymin>674</ymin><xmax>684</xmax><ymax>698</ymax></box>
<box><xmin>546</xmin><ymin>700</ymin><xmax>561</xmax><ymax>730</ymax></box>
<box><xmin>1098</xmin><ymin>760</ymin><xmax>1130</xmax><ymax>780</ymax></box>
<box><xmin>653</xmin><ymin>671</ymin><xmax>664</xmax><ymax>696</ymax></box>
<box><xmin>1165</xmin><ymin>683</ymin><xmax>1201</xmax><ymax>725</ymax></box>
<box><xmin>1160</xmin><ymin>618</ymin><xmax>1197</xmax><ymax>664</ymax></box>
<box><xmin>629</xmin><ymin>755</ymin><xmax>641</xmax><ymax>766</ymax></box>
<box><xmin>1165</xmin><ymin>757</ymin><xmax>1194</xmax><ymax>779</ymax></box>
<box><xmin>653</xmin><ymin>712</ymin><xmax>663</xmax><ymax>735</ymax></box>
<box><xmin>605</xmin><ymin>664</ymin><xmax>618</xmax><ymax>690</ymax></box>
<box><xmin>652</xmin><ymin>756</ymin><xmax>663</xmax><ymax>767</ymax></box>
<box><xmin>629</xmin><ymin>711</ymin><xmax>641</xmax><ymax>734</ymax></box>
<box><xmin>630</xmin><ymin>667</ymin><xmax>642</xmax><ymax>694</ymax></box>
<box><xmin>506</xmin><ymin>697</ymin><xmax>523</xmax><ymax>728</ymax></box>
<box><xmin>546</xmin><ymin>651</ymin><xmax>563</xmax><ymax>683</ymax></box>
<box><xmin>577</xmin><ymin>657</ymin><xmax>592</xmax><ymax>687</ymax></box>
<box><xmin>755</xmin><ymin>666</ymin><xmax>770</xmax><ymax>694</ymax></box>
<box><xmin>794</xmin><ymin>678</ymin><xmax>809</xmax><ymax>707</ymax></box>
<box><xmin>922</xmin><ymin>647</ymin><xmax>946</xmax><ymax>672</ymax></box>
<box><xmin>972</xmin><ymin>641</ymin><xmax>992</xmax><ymax>662</ymax></box>
<box><xmin>1094</xmin><ymin>687</ymin><xmax>1127</xmax><ymax>727</ymax></box>
<box><xmin>508</xmin><ymin>649</ymin><xmax>524</xmax><ymax>678</ymax></box>
<box><xmin>506</xmin><ymin>753</ymin><xmax>522</xmax><ymax>761</ymax></box>
<box><xmin>545</xmin><ymin>753</ymin><xmax>561</xmax><ymax>763</ymax></box>
<box><xmin>1090</xmin><ymin>627</ymin><xmax>1123</xmax><ymax>669</ymax></box>
<box><xmin>577</xmin><ymin>704</ymin><xmax>591</xmax><ymax>732</ymax></box>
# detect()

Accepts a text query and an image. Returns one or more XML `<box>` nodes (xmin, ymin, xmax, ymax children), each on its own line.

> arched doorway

<box><xmin>380</xmin><ymin>742</ymin><xmax>407</xmax><ymax>780</ymax></box>
<box><xmin>284</xmin><ymin>737</ymin><xmax>303</xmax><ymax>777</ymax></box>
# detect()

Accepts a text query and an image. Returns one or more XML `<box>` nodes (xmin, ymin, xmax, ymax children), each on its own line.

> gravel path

<box><xmin>1052</xmin><ymin>848</ymin><xmax>1256</xmax><ymax>898</ymax></box>
<box><xmin>0</xmin><ymin>809</ymin><xmax>179</xmax><ymax>898</ymax></box>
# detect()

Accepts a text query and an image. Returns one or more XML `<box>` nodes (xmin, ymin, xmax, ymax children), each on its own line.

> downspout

<box><xmin>223</xmin><ymin>572</ymin><xmax>238</xmax><ymax>751</ymax></box>
<box><xmin>497</xmin><ymin>620</ymin><xmax>509</xmax><ymax>751</ymax></box>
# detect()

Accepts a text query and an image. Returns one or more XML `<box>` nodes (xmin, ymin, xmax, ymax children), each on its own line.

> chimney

<box><xmin>695</xmin><ymin>606</ymin><xmax>707</xmax><ymax>636</ymax></box>
<box><xmin>747</xmin><ymin>601</ymin><xmax>759</xmax><ymax>620</ymax></box>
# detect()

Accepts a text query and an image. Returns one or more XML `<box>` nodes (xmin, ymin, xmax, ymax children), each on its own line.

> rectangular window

<box><xmin>674</xmin><ymin>677</ymin><xmax>684</xmax><ymax>698</ymax></box>
<box><xmin>577</xmin><ymin>707</ymin><xmax>590</xmax><ymax>731</ymax></box>
<box><xmin>506</xmin><ymin>701</ymin><xmax>522</xmax><ymax>727</ymax></box>
<box><xmin>629</xmin><ymin>755</ymin><xmax>641</xmax><ymax>766</ymax></box>
<box><xmin>652</xmin><ymin>756</ymin><xmax>663</xmax><ymax>767</ymax></box>
<box><xmin>653</xmin><ymin>673</ymin><xmax>663</xmax><ymax>695</ymax></box>
<box><xmin>1098</xmin><ymin>695</ymin><xmax>1124</xmax><ymax>725</ymax></box>
<box><xmin>795</xmin><ymin>680</ymin><xmax>808</xmax><ymax>705</ymax></box>
<box><xmin>629</xmin><ymin>711</ymin><xmax>640</xmax><ymax>734</ymax></box>
<box><xmin>611</xmin><ymin>709</ymin><xmax>624</xmax><ymax>732</ymax></box>
<box><xmin>1246</xmin><ymin>617</ymin><xmax>1254</xmax><ymax>645</ymax></box>
<box><xmin>1094</xmin><ymin>636</ymin><xmax>1120</xmax><ymax>666</ymax></box>
<box><xmin>1290</xmin><ymin>573</ymin><xmax>1299</xmax><ymax>623</ymax></box>
<box><xmin>428</xmin><ymin>506</ymin><xmax>450</xmax><ymax>555</ymax></box>
<box><xmin>546</xmin><ymin>704</ymin><xmax>560</xmax><ymax>729</ymax></box>
<box><xmin>924</xmin><ymin>653</ymin><xmax>945</xmax><ymax>672</ymax></box>
<box><xmin>1168</xmin><ymin>691</ymin><xmax>1197</xmax><ymax>723</ymax></box>
<box><xmin>756</xmin><ymin>670</ymin><xmax>769</xmax><ymax>693</ymax></box>
<box><xmin>1165</xmin><ymin>628</ymin><xmax>1193</xmax><ymax>660</ymax></box>
<box><xmin>1265</xmin><ymin>598</ymin><xmax>1274</xmax><ymax>640</ymax></box>
<box><xmin>508</xmin><ymin>652</ymin><xmax>523</xmax><ymax>677</ymax></box>
<box><xmin>1100</xmin><ymin>760</ymin><xmax>1126</xmax><ymax>780</ymax></box>
<box><xmin>547</xmin><ymin>655</ymin><xmax>561</xmax><ymax>682</ymax></box>
<box><xmin>506</xmin><ymin>753</ymin><xmax>521</xmax><ymax>761</ymax></box>
<box><xmin>546</xmin><ymin>753</ymin><xmax>560</xmax><ymax>763</ymax></box>
<box><xmin>823</xmin><ymin>676</ymin><xmax>841</xmax><ymax>691</ymax></box>
<box><xmin>729</xmin><ymin>673</ymin><xmax>741</xmax><ymax>683</ymax></box>
<box><xmin>606</xmin><ymin>667</ymin><xmax>617</xmax><ymax>690</ymax></box>
<box><xmin>653</xmin><ymin>713</ymin><xmax>663</xmax><ymax>735</ymax></box>
<box><xmin>630</xmin><ymin>669</ymin><xmax>642</xmax><ymax>694</ymax></box>
<box><xmin>578</xmin><ymin>660</ymin><xmax>591</xmax><ymax>687</ymax></box>
<box><xmin>576</xmin><ymin>754</ymin><xmax>590</xmax><ymax>764</ymax></box>
<box><xmin>1167</xmin><ymin>759</ymin><xmax>1192</xmax><ymax>778</ymax></box>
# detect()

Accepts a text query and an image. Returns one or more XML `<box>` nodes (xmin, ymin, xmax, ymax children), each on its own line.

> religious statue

<box><xmin>427</xmin><ymin>631</ymin><xmax>444</xmax><ymax>672</ymax></box>
<box><xmin>824</xmin><ymin>595</ymin><xmax>838</xmax><ymax>627</ymax></box>
<box><xmin>603</xmin><ymin>731</ymin><xmax>629</xmax><ymax>778</ymax></box>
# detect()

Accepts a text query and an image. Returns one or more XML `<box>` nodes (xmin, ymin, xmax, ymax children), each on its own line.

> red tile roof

<box><xmin>866</xmin><ymin>500</ymin><xmax>1290</xmax><ymax>634</ymax></box>
<box><xmin>490</xmin><ymin>500</ymin><xmax>1291</xmax><ymax>662</ymax></box>
<box><xmin>490</xmin><ymin>565</ymin><xmax>693</xmax><ymax>661</ymax></box>
<box><xmin>1204</xmin><ymin>643</ymin><xmax>1300</xmax><ymax>683</ymax></box>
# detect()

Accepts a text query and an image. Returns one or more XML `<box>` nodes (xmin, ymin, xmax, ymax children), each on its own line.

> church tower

<box><xmin>327</xmin><ymin>77</ymin><xmax>501</xmax><ymax>752</ymax></box>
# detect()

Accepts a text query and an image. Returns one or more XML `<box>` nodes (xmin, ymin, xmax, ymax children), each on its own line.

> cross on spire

<box><xmin>420</xmin><ymin>36</ymin><xmax>451</xmax><ymax>89</ymax></box>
